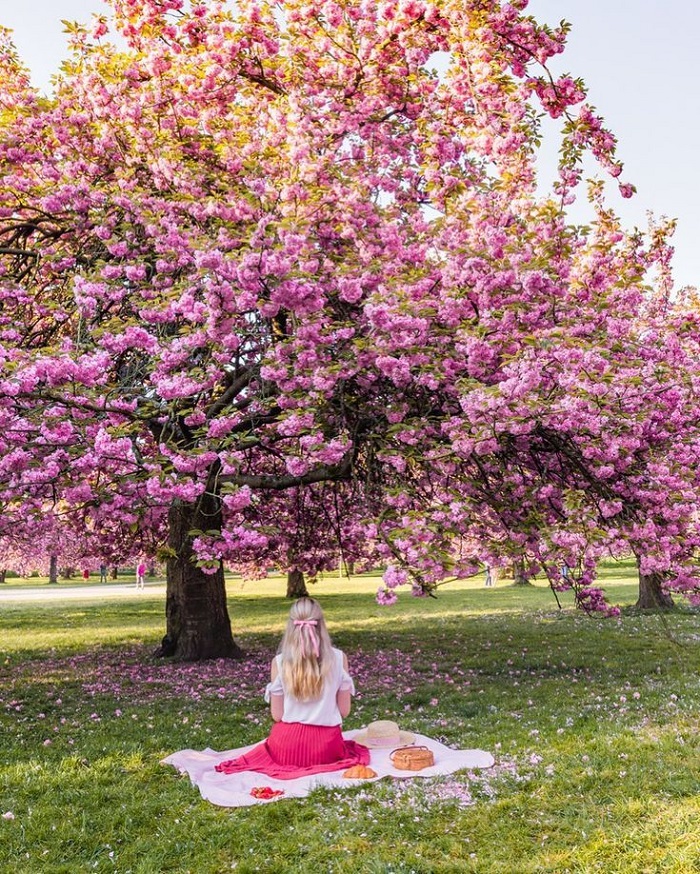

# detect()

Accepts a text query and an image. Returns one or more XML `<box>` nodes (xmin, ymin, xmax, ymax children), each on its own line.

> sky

<box><xmin>1</xmin><ymin>0</ymin><xmax>697</xmax><ymax>289</ymax></box>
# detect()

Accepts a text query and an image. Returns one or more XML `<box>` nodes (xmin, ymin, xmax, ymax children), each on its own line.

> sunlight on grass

<box><xmin>1</xmin><ymin>560</ymin><xmax>699</xmax><ymax>872</ymax></box>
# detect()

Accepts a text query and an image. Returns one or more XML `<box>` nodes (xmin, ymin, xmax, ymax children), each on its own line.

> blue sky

<box><xmin>2</xmin><ymin>0</ymin><xmax>697</xmax><ymax>289</ymax></box>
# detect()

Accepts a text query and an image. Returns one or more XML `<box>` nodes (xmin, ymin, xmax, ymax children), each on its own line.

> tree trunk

<box><xmin>155</xmin><ymin>496</ymin><xmax>243</xmax><ymax>661</ymax></box>
<box><xmin>0</xmin><ymin>569</ymin><xmax>5</xmax><ymax>584</ymax></box>
<box><xmin>337</xmin><ymin>557</ymin><xmax>355</xmax><ymax>578</ymax></box>
<box><xmin>636</xmin><ymin>566</ymin><xmax>674</xmax><ymax>610</ymax></box>
<box><xmin>48</xmin><ymin>555</ymin><xmax>58</xmax><ymax>585</ymax></box>
<box><xmin>513</xmin><ymin>557</ymin><xmax>531</xmax><ymax>586</ymax></box>
<box><xmin>111</xmin><ymin>566</ymin><xmax>119</xmax><ymax>580</ymax></box>
<box><xmin>286</xmin><ymin>569</ymin><xmax>308</xmax><ymax>599</ymax></box>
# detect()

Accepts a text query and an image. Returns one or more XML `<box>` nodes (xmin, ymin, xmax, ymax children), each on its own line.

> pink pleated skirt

<box><xmin>214</xmin><ymin>722</ymin><xmax>370</xmax><ymax>780</ymax></box>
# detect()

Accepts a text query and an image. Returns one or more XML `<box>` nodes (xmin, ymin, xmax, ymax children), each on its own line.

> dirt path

<box><xmin>0</xmin><ymin>583</ymin><xmax>166</xmax><ymax>602</ymax></box>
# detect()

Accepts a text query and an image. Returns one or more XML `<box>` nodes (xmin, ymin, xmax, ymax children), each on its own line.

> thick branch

<box><xmin>206</xmin><ymin>367</ymin><xmax>256</xmax><ymax>420</ymax></box>
<box><xmin>0</xmin><ymin>247</ymin><xmax>39</xmax><ymax>258</ymax></box>
<box><xmin>221</xmin><ymin>450</ymin><xmax>354</xmax><ymax>491</ymax></box>
<box><xmin>239</xmin><ymin>69</ymin><xmax>285</xmax><ymax>96</ymax></box>
<box><xmin>22</xmin><ymin>389</ymin><xmax>141</xmax><ymax>421</ymax></box>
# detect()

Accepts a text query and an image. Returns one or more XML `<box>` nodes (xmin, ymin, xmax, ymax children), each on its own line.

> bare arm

<box><xmin>269</xmin><ymin>658</ymin><xmax>284</xmax><ymax>722</ymax></box>
<box><xmin>336</xmin><ymin>652</ymin><xmax>352</xmax><ymax>719</ymax></box>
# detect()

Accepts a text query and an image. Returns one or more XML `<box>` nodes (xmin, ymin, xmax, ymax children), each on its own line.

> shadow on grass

<box><xmin>2</xmin><ymin>572</ymin><xmax>700</xmax><ymax>873</ymax></box>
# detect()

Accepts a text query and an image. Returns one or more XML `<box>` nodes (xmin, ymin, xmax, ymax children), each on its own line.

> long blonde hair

<box><xmin>279</xmin><ymin>597</ymin><xmax>334</xmax><ymax>701</ymax></box>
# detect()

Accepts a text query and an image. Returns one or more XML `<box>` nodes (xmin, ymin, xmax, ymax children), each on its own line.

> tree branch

<box><xmin>220</xmin><ymin>450</ymin><xmax>354</xmax><ymax>490</ymax></box>
<box><xmin>205</xmin><ymin>367</ymin><xmax>256</xmax><ymax>420</ymax></box>
<box><xmin>0</xmin><ymin>247</ymin><xmax>39</xmax><ymax>258</ymax></box>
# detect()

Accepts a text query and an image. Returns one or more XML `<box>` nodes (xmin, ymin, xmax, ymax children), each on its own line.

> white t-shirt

<box><xmin>264</xmin><ymin>647</ymin><xmax>355</xmax><ymax>726</ymax></box>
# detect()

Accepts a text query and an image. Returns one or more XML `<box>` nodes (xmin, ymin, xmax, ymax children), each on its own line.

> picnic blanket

<box><xmin>162</xmin><ymin>729</ymin><xmax>494</xmax><ymax>807</ymax></box>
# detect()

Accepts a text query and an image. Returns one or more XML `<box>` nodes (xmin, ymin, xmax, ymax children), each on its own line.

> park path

<box><xmin>0</xmin><ymin>582</ymin><xmax>166</xmax><ymax>602</ymax></box>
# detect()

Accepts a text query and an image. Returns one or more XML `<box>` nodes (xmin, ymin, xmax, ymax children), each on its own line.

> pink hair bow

<box><xmin>293</xmin><ymin>619</ymin><xmax>320</xmax><ymax>658</ymax></box>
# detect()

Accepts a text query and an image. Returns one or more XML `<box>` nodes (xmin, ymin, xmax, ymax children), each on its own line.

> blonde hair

<box><xmin>279</xmin><ymin>598</ymin><xmax>334</xmax><ymax>702</ymax></box>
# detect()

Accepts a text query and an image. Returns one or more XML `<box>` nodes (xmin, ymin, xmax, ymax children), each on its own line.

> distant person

<box><xmin>82</xmin><ymin>568</ymin><xmax>90</xmax><ymax>581</ymax></box>
<box><xmin>136</xmin><ymin>561</ymin><xmax>146</xmax><ymax>590</ymax></box>
<box><xmin>484</xmin><ymin>566</ymin><xmax>494</xmax><ymax>587</ymax></box>
<box><xmin>99</xmin><ymin>564</ymin><xmax>108</xmax><ymax>584</ymax></box>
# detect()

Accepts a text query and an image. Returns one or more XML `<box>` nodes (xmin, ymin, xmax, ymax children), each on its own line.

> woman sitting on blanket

<box><xmin>215</xmin><ymin>597</ymin><xmax>369</xmax><ymax>779</ymax></box>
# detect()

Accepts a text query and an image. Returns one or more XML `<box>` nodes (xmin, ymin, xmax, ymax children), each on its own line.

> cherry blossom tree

<box><xmin>1</xmin><ymin>1</ymin><xmax>697</xmax><ymax>659</ymax></box>
<box><xmin>213</xmin><ymin>482</ymin><xmax>381</xmax><ymax>597</ymax></box>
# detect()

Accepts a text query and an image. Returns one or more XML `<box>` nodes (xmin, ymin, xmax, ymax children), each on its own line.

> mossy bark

<box><xmin>155</xmin><ymin>495</ymin><xmax>243</xmax><ymax>661</ymax></box>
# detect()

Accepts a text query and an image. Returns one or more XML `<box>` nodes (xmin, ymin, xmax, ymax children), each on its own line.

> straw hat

<box><xmin>354</xmin><ymin>720</ymin><xmax>415</xmax><ymax>748</ymax></box>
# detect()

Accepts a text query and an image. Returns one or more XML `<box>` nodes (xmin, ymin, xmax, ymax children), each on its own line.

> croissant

<box><xmin>342</xmin><ymin>764</ymin><xmax>377</xmax><ymax>779</ymax></box>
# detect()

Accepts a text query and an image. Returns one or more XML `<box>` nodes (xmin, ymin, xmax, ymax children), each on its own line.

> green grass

<box><xmin>1</xmin><ymin>561</ymin><xmax>699</xmax><ymax>873</ymax></box>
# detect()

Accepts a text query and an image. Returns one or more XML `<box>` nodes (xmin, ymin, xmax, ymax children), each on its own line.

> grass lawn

<box><xmin>1</xmin><ymin>561</ymin><xmax>699</xmax><ymax>873</ymax></box>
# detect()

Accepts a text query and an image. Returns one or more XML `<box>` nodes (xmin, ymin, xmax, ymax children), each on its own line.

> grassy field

<box><xmin>1</xmin><ymin>562</ymin><xmax>699</xmax><ymax>873</ymax></box>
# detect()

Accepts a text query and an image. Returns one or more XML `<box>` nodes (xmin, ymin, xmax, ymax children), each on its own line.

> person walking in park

<box><xmin>136</xmin><ymin>561</ymin><xmax>146</xmax><ymax>590</ymax></box>
<box><xmin>99</xmin><ymin>564</ymin><xmax>108</xmax><ymax>584</ymax></box>
<box><xmin>214</xmin><ymin>597</ymin><xmax>369</xmax><ymax>778</ymax></box>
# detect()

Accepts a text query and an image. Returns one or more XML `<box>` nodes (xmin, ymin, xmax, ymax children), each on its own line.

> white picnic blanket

<box><xmin>162</xmin><ymin>730</ymin><xmax>494</xmax><ymax>807</ymax></box>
